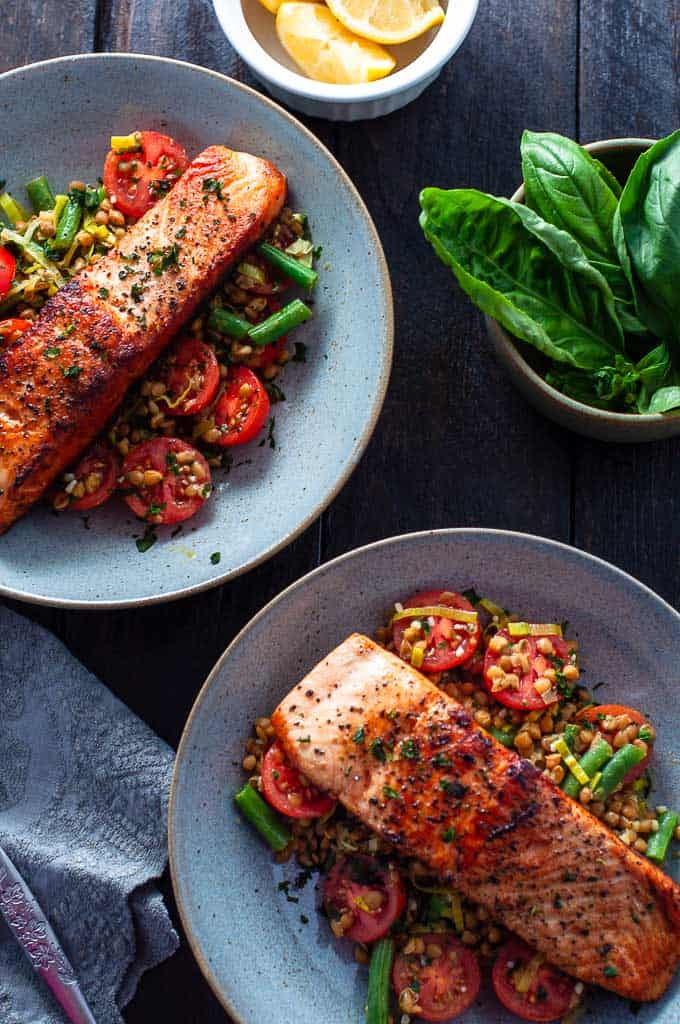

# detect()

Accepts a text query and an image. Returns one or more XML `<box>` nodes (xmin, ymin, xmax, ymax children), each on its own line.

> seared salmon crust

<box><xmin>272</xmin><ymin>634</ymin><xmax>680</xmax><ymax>1003</ymax></box>
<box><xmin>0</xmin><ymin>146</ymin><xmax>286</xmax><ymax>532</ymax></box>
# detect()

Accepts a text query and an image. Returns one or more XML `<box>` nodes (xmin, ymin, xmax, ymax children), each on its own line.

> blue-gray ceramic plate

<box><xmin>169</xmin><ymin>529</ymin><xmax>680</xmax><ymax>1024</ymax></box>
<box><xmin>0</xmin><ymin>54</ymin><xmax>392</xmax><ymax>608</ymax></box>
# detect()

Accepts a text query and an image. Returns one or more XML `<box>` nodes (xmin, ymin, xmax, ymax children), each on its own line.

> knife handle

<box><xmin>0</xmin><ymin>847</ymin><xmax>97</xmax><ymax>1024</ymax></box>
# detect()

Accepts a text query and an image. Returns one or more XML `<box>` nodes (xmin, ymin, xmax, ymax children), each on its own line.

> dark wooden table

<box><xmin>3</xmin><ymin>1</ymin><xmax>679</xmax><ymax>1020</ymax></box>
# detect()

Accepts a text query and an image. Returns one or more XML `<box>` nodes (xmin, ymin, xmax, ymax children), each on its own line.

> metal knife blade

<box><xmin>0</xmin><ymin>842</ymin><xmax>98</xmax><ymax>1024</ymax></box>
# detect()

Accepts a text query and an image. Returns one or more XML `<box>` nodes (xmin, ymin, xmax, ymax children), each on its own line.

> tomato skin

<box><xmin>0</xmin><ymin>318</ymin><xmax>31</xmax><ymax>340</ymax></box>
<box><xmin>68</xmin><ymin>445</ymin><xmax>120</xmax><ymax>512</ymax></box>
<box><xmin>483</xmin><ymin>630</ymin><xmax>574</xmax><ymax>711</ymax></box>
<box><xmin>0</xmin><ymin>247</ymin><xmax>16</xmax><ymax>298</ymax></box>
<box><xmin>213</xmin><ymin>367</ymin><xmax>270</xmax><ymax>447</ymax></box>
<box><xmin>161</xmin><ymin>337</ymin><xmax>220</xmax><ymax>416</ymax></box>
<box><xmin>492</xmin><ymin>939</ymin><xmax>579</xmax><ymax>1022</ymax></box>
<box><xmin>103</xmin><ymin>130</ymin><xmax>189</xmax><ymax>219</ymax></box>
<box><xmin>261</xmin><ymin>743</ymin><xmax>335</xmax><ymax>819</ymax></box>
<box><xmin>577</xmin><ymin>703</ymin><xmax>652</xmax><ymax>783</ymax></box>
<box><xmin>323</xmin><ymin>855</ymin><xmax>406</xmax><ymax>944</ymax></box>
<box><xmin>392</xmin><ymin>590</ymin><xmax>481</xmax><ymax>673</ymax></box>
<box><xmin>122</xmin><ymin>437</ymin><xmax>211</xmax><ymax>525</ymax></box>
<box><xmin>392</xmin><ymin>933</ymin><xmax>481</xmax><ymax>1022</ymax></box>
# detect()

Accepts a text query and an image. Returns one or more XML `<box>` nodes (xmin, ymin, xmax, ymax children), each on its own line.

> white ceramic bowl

<box><xmin>214</xmin><ymin>0</ymin><xmax>479</xmax><ymax>121</ymax></box>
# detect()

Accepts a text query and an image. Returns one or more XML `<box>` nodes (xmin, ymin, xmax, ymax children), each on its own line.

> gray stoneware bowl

<box><xmin>169</xmin><ymin>528</ymin><xmax>679</xmax><ymax>1024</ymax></box>
<box><xmin>486</xmin><ymin>138</ymin><xmax>680</xmax><ymax>443</ymax></box>
<box><xmin>0</xmin><ymin>54</ymin><xmax>393</xmax><ymax>608</ymax></box>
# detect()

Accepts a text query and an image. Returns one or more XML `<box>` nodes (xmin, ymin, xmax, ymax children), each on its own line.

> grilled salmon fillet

<box><xmin>272</xmin><ymin>634</ymin><xmax>680</xmax><ymax>1002</ymax></box>
<box><xmin>0</xmin><ymin>146</ymin><xmax>286</xmax><ymax>532</ymax></box>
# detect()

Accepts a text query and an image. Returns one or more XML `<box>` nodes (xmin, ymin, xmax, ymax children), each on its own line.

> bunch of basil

<box><xmin>419</xmin><ymin>130</ymin><xmax>680</xmax><ymax>415</ymax></box>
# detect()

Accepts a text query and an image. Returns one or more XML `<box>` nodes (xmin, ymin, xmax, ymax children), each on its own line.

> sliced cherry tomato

<box><xmin>103</xmin><ymin>130</ymin><xmax>189</xmax><ymax>219</ymax></box>
<box><xmin>483</xmin><ymin>629</ymin><xmax>575</xmax><ymax>711</ymax></box>
<box><xmin>160</xmin><ymin>337</ymin><xmax>219</xmax><ymax>416</ymax></box>
<box><xmin>577</xmin><ymin>703</ymin><xmax>653</xmax><ymax>784</ymax></box>
<box><xmin>492</xmin><ymin>939</ymin><xmax>580</xmax><ymax>1022</ymax></box>
<box><xmin>261</xmin><ymin>742</ymin><xmax>335</xmax><ymax>819</ymax></box>
<box><xmin>0</xmin><ymin>247</ymin><xmax>16</xmax><ymax>298</ymax></box>
<box><xmin>67</xmin><ymin>445</ymin><xmax>120</xmax><ymax>512</ymax></box>
<box><xmin>392</xmin><ymin>932</ymin><xmax>481</xmax><ymax>1022</ymax></box>
<box><xmin>213</xmin><ymin>366</ymin><xmax>270</xmax><ymax>447</ymax></box>
<box><xmin>323</xmin><ymin>855</ymin><xmax>406</xmax><ymax>944</ymax></box>
<box><xmin>0</xmin><ymin>318</ymin><xmax>31</xmax><ymax>340</ymax></box>
<box><xmin>122</xmin><ymin>437</ymin><xmax>211</xmax><ymax>525</ymax></box>
<box><xmin>392</xmin><ymin>590</ymin><xmax>481</xmax><ymax>673</ymax></box>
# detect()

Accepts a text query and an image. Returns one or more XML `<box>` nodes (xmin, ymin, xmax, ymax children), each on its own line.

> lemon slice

<box><xmin>256</xmin><ymin>0</ymin><xmax>318</xmax><ymax>15</ymax></box>
<box><xmin>325</xmin><ymin>0</ymin><xmax>445</xmax><ymax>44</ymax></box>
<box><xmin>276</xmin><ymin>3</ymin><xmax>396</xmax><ymax>85</ymax></box>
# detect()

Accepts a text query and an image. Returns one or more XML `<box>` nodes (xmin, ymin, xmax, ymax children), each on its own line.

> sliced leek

<box><xmin>391</xmin><ymin>606</ymin><xmax>478</xmax><ymax>626</ymax></box>
<box><xmin>508</xmin><ymin>621</ymin><xmax>563</xmax><ymax>638</ymax></box>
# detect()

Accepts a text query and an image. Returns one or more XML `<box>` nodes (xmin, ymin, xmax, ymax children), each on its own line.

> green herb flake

<box><xmin>135</xmin><ymin>527</ymin><xmax>157</xmax><ymax>553</ymax></box>
<box><xmin>148</xmin><ymin>243</ymin><xmax>180</xmax><ymax>275</ymax></box>
<box><xmin>62</xmin><ymin>365</ymin><xmax>82</xmax><ymax>379</ymax></box>
<box><xmin>210</xmin><ymin>551</ymin><xmax>221</xmax><ymax>565</ymax></box>
<box><xmin>370</xmin><ymin>738</ymin><xmax>387</xmax><ymax>763</ymax></box>
<box><xmin>352</xmin><ymin>726</ymin><xmax>365</xmax><ymax>744</ymax></box>
<box><xmin>442</xmin><ymin>827</ymin><xmax>457</xmax><ymax>843</ymax></box>
<box><xmin>604</xmin><ymin>965</ymin><xmax>619</xmax><ymax>978</ymax></box>
<box><xmin>44</xmin><ymin>346</ymin><xmax>61</xmax><ymax>359</ymax></box>
<box><xmin>432</xmin><ymin>753</ymin><xmax>452</xmax><ymax>768</ymax></box>
<box><xmin>165</xmin><ymin>452</ymin><xmax>180</xmax><ymax>475</ymax></box>
<box><xmin>130</xmin><ymin>283</ymin><xmax>144</xmax><ymax>302</ymax></box>
<box><xmin>298</xmin><ymin>736</ymin><xmax>311</xmax><ymax>744</ymax></box>
<box><xmin>383</xmin><ymin>785</ymin><xmax>400</xmax><ymax>800</ymax></box>
<box><xmin>400</xmin><ymin>739</ymin><xmax>420</xmax><ymax>761</ymax></box>
<box><xmin>98</xmin><ymin>286</ymin><xmax>109</xmax><ymax>298</ymax></box>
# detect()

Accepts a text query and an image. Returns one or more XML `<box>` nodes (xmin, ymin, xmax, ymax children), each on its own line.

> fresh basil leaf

<box><xmin>419</xmin><ymin>188</ymin><xmax>622</xmax><ymax>370</ymax></box>
<box><xmin>546</xmin><ymin>355</ymin><xmax>640</xmax><ymax>411</ymax></box>
<box><xmin>635</xmin><ymin>343</ymin><xmax>671</xmax><ymax>412</ymax></box>
<box><xmin>617</xmin><ymin>130</ymin><xmax>680</xmax><ymax>344</ymax></box>
<box><xmin>591</xmin><ymin>156</ymin><xmax>623</xmax><ymax>199</ymax></box>
<box><xmin>647</xmin><ymin>385</ymin><xmax>680</xmax><ymax>414</ymax></box>
<box><xmin>521</xmin><ymin>131</ymin><xmax>632</xmax><ymax>309</ymax></box>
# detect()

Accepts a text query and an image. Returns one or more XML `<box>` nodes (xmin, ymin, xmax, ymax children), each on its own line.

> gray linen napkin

<box><xmin>0</xmin><ymin>606</ymin><xmax>179</xmax><ymax>1023</ymax></box>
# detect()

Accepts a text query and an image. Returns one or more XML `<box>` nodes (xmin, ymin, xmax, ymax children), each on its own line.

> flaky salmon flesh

<box><xmin>272</xmin><ymin>634</ymin><xmax>680</xmax><ymax>1003</ymax></box>
<box><xmin>0</xmin><ymin>146</ymin><xmax>286</xmax><ymax>532</ymax></box>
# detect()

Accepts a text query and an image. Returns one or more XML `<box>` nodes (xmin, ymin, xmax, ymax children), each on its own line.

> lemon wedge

<box><xmin>257</xmin><ymin>0</ymin><xmax>318</xmax><ymax>15</ymax></box>
<box><xmin>276</xmin><ymin>3</ymin><xmax>396</xmax><ymax>84</ymax></box>
<box><xmin>325</xmin><ymin>0</ymin><xmax>445</xmax><ymax>44</ymax></box>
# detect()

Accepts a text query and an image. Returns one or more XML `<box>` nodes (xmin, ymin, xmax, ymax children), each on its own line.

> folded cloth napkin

<box><xmin>0</xmin><ymin>606</ymin><xmax>179</xmax><ymax>1024</ymax></box>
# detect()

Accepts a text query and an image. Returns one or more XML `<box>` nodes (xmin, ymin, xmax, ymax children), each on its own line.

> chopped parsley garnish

<box><xmin>292</xmin><ymin>342</ymin><xmax>307</xmax><ymax>363</ymax></box>
<box><xmin>175</xmin><ymin>226</ymin><xmax>187</xmax><ymax>239</ymax></box>
<box><xmin>298</xmin><ymin>736</ymin><xmax>311</xmax><ymax>744</ymax></box>
<box><xmin>210</xmin><ymin>551</ymin><xmax>221</xmax><ymax>565</ymax></box>
<box><xmin>440</xmin><ymin>779</ymin><xmax>456</xmax><ymax>795</ymax></box>
<box><xmin>370</xmin><ymin>738</ymin><xmax>387</xmax><ymax>763</ymax></box>
<box><xmin>202</xmin><ymin>177</ymin><xmax>225</xmax><ymax>201</ymax></box>
<box><xmin>300</xmin><ymin>914</ymin><xmax>309</xmax><ymax>925</ymax></box>
<box><xmin>147</xmin><ymin>502</ymin><xmax>166</xmax><ymax>518</ymax></box>
<box><xmin>603</xmin><ymin>965</ymin><xmax>618</xmax><ymax>978</ymax></box>
<box><xmin>135</xmin><ymin>526</ymin><xmax>157</xmax><ymax>553</ymax></box>
<box><xmin>400</xmin><ymin>739</ymin><xmax>419</xmax><ymax>761</ymax></box>
<box><xmin>277</xmin><ymin>881</ymin><xmax>299</xmax><ymax>904</ymax></box>
<box><xmin>166</xmin><ymin>452</ymin><xmax>180</xmax><ymax>475</ymax></box>
<box><xmin>62</xmin><ymin>365</ymin><xmax>82</xmax><ymax>378</ymax></box>
<box><xmin>432</xmin><ymin>753</ymin><xmax>452</xmax><ymax>768</ymax></box>
<box><xmin>352</xmin><ymin>726</ymin><xmax>365</xmax><ymax>744</ymax></box>
<box><xmin>442</xmin><ymin>827</ymin><xmax>456</xmax><ymax>843</ymax></box>
<box><xmin>45</xmin><ymin>346</ymin><xmax>60</xmax><ymax>359</ymax></box>
<box><xmin>148</xmin><ymin>243</ymin><xmax>180</xmax><ymax>275</ymax></box>
<box><xmin>130</xmin><ymin>283</ymin><xmax>144</xmax><ymax>301</ymax></box>
<box><xmin>98</xmin><ymin>286</ymin><xmax>110</xmax><ymax>298</ymax></box>
<box><xmin>383</xmin><ymin>785</ymin><xmax>400</xmax><ymax>800</ymax></box>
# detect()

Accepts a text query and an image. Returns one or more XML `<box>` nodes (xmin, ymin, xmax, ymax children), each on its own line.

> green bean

<box><xmin>489</xmin><ymin>726</ymin><xmax>516</xmax><ymax>748</ymax></box>
<box><xmin>25</xmin><ymin>175</ymin><xmax>55</xmax><ymax>213</ymax></box>
<box><xmin>562</xmin><ymin>736</ymin><xmax>613</xmax><ymax>798</ymax></box>
<box><xmin>208</xmin><ymin>307</ymin><xmax>251</xmax><ymax>340</ymax></box>
<box><xmin>258</xmin><ymin>242</ymin><xmax>318</xmax><ymax>289</ymax></box>
<box><xmin>646</xmin><ymin>810</ymin><xmax>678</xmax><ymax>865</ymax></box>
<box><xmin>365</xmin><ymin>938</ymin><xmax>394</xmax><ymax>1024</ymax></box>
<box><xmin>52</xmin><ymin>195</ymin><xmax>83</xmax><ymax>251</ymax></box>
<box><xmin>592</xmin><ymin>743</ymin><xmax>645</xmax><ymax>801</ymax></box>
<box><xmin>248</xmin><ymin>298</ymin><xmax>312</xmax><ymax>348</ymax></box>
<box><xmin>0</xmin><ymin>192</ymin><xmax>31</xmax><ymax>226</ymax></box>
<box><xmin>234</xmin><ymin>783</ymin><xmax>291</xmax><ymax>852</ymax></box>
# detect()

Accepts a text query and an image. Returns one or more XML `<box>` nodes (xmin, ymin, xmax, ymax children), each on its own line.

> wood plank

<box><xmin>575</xmin><ymin>0</ymin><xmax>680</xmax><ymax>609</ymax></box>
<box><xmin>1</xmin><ymin>0</ymin><xmax>97</xmax><ymax>74</ymax></box>
<box><xmin>323</xmin><ymin>1</ymin><xmax>578</xmax><ymax>562</ymax></box>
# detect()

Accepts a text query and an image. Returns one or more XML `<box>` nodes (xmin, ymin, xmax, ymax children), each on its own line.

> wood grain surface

<box><xmin>1</xmin><ymin>1</ymin><xmax>678</xmax><ymax>1020</ymax></box>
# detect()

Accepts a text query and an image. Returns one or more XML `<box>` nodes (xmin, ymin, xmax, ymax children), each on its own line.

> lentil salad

<box><xmin>0</xmin><ymin>130</ymin><xmax>319</xmax><ymax>540</ymax></box>
<box><xmin>235</xmin><ymin>587</ymin><xmax>679</xmax><ymax>1024</ymax></box>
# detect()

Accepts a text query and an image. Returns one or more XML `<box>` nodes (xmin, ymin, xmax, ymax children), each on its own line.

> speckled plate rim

<box><xmin>490</xmin><ymin>137</ymin><xmax>680</xmax><ymax>426</ymax></box>
<box><xmin>168</xmin><ymin>526</ymin><xmax>680</xmax><ymax>1024</ymax></box>
<box><xmin>0</xmin><ymin>52</ymin><xmax>394</xmax><ymax>610</ymax></box>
